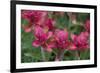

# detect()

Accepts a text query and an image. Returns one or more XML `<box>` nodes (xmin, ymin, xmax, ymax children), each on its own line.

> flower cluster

<box><xmin>21</xmin><ymin>10</ymin><xmax>90</xmax><ymax>61</ymax></box>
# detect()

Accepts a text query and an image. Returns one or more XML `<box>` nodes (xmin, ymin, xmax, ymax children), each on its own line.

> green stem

<box><xmin>41</xmin><ymin>47</ymin><xmax>46</xmax><ymax>61</ymax></box>
<box><xmin>75</xmin><ymin>51</ymin><xmax>80</xmax><ymax>60</ymax></box>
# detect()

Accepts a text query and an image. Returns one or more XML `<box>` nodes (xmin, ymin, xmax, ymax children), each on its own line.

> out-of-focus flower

<box><xmin>33</xmin><ymin>11</ymin><xmax>48</xmax><ymax>26</ymax></box>
<box><xmin>21</xmin><ymin>10</ymin><xmax>34</xmax><ymax>32</ymax></box>
<box><xmin>21</xmin><ymin>10</ymin><xmax>48</xmax><ymax>25</ymax></box>
<box><xmin>69</xmin><ymin>32</ymin><xmax>89</xmax><ymax>50</ymax></box>
<box><xmin>21</xmin><ymin>10</ymin><xmax>34</xmax><ymax>23</ymax></box>
<box><xmin>85</xmin><ymin>20</ymin><xmax>90</xmax><ymax>33</ymax></box>
<box><xmin>21</xmin><ymin>10</ymin><xmax>48</xmax><ymax>32</ymax></box>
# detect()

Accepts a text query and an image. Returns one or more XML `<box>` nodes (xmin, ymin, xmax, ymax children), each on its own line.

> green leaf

<box><xmin>63</xmin><ymin>50</ymin><xmax>77</xmax><ymax>60</ymax></box>
<box><xmin>80</xmin><ymin>49</ymin><xmax>90</xmax><ymax>60</ymax></box>
<box><xmin>69</xmin><ymin>24</ymin><xmax>85</xmax><ymax>34</ymax></box>
<box><xmin>21</xmin><ymin>19</ymin><xmax>29</xmax><ymax>25</ymax></box>
<box><xmin>77</xmin><ymin>13</ymin><xmax>90</xmax><ymax>23</ymax></box>
<box><xmin>55</xmin><ymin>13</ymin><xmax>69</xmax><ymax>29</ymax></box>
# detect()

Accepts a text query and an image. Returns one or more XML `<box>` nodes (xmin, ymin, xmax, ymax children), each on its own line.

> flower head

<box><xmin>54</xmin><ymin>29</ymin><xmax>69</xmax><ymax>49</ymax></box>
<box><xmin>70</xmin><ymin>32</ymin><xmax>89</xmax><ymax>50</ymax></box>
<box><xmin>32</xmin><ymin>26</ymin><xmax>53</xmax><ymax>52</ymax></box>
<box><xmin>21</xmin><ymin>10</ymin><xmax>48</xmax><ymax>32</ymax></box>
